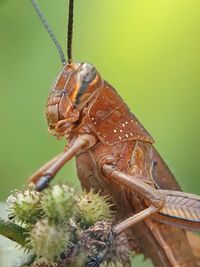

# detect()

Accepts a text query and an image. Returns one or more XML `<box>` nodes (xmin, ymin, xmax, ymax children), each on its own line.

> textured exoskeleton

<box><xmin>29</xmin><ymin>62</ymin><xmax>200</xmax><ymax>267</ymax></box>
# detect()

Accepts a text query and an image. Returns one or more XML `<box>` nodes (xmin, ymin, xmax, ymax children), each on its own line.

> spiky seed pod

<box><xmin>76</xmin><ymin>190</ymin><xmax>113</xmax><ymax>229</ymax></box>
<box><xmin>27</xmin><ymin>219</ymin><xmax>71</xmax><ymax>262</ymax></box>
<box><xmin>7</xmin><ymin>187</ymin><xmax>42</xmax><ymax>225</ymax></box>
<box><xmin>40</xmin><ymin>185</ymin><xmax>76</xmax><ymax>222</ymax></box>
<box><xmin>80</xmin><ymin>221</ymin><xmax>132</xmax><ymax>266</ymax></box>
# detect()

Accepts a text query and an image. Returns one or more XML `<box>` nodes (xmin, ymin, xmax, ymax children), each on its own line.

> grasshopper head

<box><xmin>46</xmin><ymin>62</ymin><xmax>102</xmax><ymax>139</ymax></box>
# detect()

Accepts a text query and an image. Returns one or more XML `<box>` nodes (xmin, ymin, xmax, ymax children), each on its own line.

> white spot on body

<box><xmin>119</xmin><ymin>136</ymin><xmax>122</xmax><ymax>140</ymax></box>
<box><xmin>125</xmin><ymin>134</ymin><xmax>129</xmax><ymax>138</ymax></box>
<box><xmin>91</xmin><ymin>117</ymin><xmax>94</xmax><ymax>120</ymax></box>
<box><xmin>125</xmin><ymin>121</ymin><xmax>128</xmax><ymax>124</ymax></box>
<box><xmin>114</xmin><ymin>129</ymin><xmax>117</xmax><ymax>133</ymax></box>
<box><xmin>130</xmin><ymin>133</ymin><xmax>133</xmax><ymax>136</ymax></box>
<box><xmin>122</xmin><ymin>124</ymin><xmax>125</xmax><ymax>127</ymax></box>
<box><xmin>120</xmin><ymin>129</ymin><xmax>122</xmax><ymax>133</ymax></box>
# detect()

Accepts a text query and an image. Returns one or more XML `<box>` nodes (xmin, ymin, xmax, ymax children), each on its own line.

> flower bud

<box><xmin>27</xmin><ymin>219</ymin><xmax>71</xmax><ymax>262</ymax></box>
<box><xmin>7</xmin><ymin>187</ymin><xmax>42</xmax><ymax>225</ymax></box>
<box><xmin>40</xmin><ymin>184</ymin><xmax>76</xmax><ymax>222</ymax></box>
<box><xmin>77</xmin><ymin>190</ymin><xmax>113</xmax><ymax>228</ymax></box>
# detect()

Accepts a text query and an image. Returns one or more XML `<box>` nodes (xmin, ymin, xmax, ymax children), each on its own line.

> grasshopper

<box><xmin>29</xmin><ymin>1</ymin><xmax>200</xmax><ymax>266</ymax></box>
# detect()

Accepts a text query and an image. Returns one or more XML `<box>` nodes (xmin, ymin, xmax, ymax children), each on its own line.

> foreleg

<box><xmin>28</xmin><ymin>152</ymin><xmax>64</xmax><ymax>184</ymax></box>
<box><xmin>29</xmin><ymin>134</ymin><xmax>96</xmax><ymax>191</ymax></box>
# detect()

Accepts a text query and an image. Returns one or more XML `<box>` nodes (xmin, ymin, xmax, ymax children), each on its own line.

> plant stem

<box><xmin>0</xmin><ymin>218</ymin><xmax>27</xmax><ymax>246</ymax></box>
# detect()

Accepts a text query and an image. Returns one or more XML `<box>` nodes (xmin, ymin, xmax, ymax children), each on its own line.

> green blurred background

<box><xmin>0</xmin><ymin>0</ymin><xmax>199</xmax><ymax>266</ymax></box>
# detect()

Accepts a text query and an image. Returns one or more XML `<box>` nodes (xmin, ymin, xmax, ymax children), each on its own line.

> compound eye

<box><xmin>77</xmin><ymin>63</ymin><xmax>97</xmax><ymax>84</ymax></box>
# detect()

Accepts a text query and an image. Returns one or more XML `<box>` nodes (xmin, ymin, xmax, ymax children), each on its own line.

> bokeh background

<box><xmin>0</xmin><ymin>0</ymin><xmax>199</xmax><ymax>266</ymax></box>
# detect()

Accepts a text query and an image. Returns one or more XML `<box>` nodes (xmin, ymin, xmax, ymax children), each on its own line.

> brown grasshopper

<box><xmin>29</xmin><ymin>1</ymin><xmax>200</xmax><ymax>266</ymax></box>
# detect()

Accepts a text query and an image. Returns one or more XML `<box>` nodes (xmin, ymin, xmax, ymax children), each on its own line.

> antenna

<box><xmin>30</xmin><ymin>0</ymin><xmax>66</xmax><ymax>65</ymax></box>
<box><xmin>67</xmin><ymin>0</ymin><xmax>74</xmax><ymax>64</ymax></box>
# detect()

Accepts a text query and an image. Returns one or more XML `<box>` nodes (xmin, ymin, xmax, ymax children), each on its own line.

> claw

<box><xmin>86</xmin><ymin>255</ymin><xmax>101</xmax><ymax>267</ymax></box>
